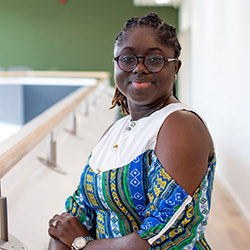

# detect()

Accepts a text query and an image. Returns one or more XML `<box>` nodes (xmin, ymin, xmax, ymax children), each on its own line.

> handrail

<box><xmin>0</xmin><ymin>71</ymin><xmax>110</xmax><ymax>179</ymax></box>
<box><xmin>0</xmin><ymin>71</ymin><xmax>110</xmax><ymax>249</ymax></box>
<box><xmin>0</xmin><ymin>70</ymin><xmax>110</xmax><ymax>78</ymax></box>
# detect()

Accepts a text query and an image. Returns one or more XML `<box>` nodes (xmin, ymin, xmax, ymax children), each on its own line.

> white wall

<box><xmin>178</xmin><ymin>0</ymin><xmax>250</xmax><ymax>224</ymax></box>
<box><xmin>0</xmin><ymin>85</ymin><xmax>24</xmax><ymax>124</ymax></box>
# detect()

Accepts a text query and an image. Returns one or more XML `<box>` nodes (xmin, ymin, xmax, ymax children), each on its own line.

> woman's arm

<box><xmin>49</xmin><ymin>212</ymin><xmax>91</xmax><ymax>248</ymax></box>
<box><xmin>49</xmin><ymin>232</ymin><xmax>149</xmax><ymax>250</ymax></box>
<box><xmin>155</xmin><ymin>110</ymin><xmax>214</xmax><ymax>195</ymax></box>
<box><xmin>48</xmin><ymin>213</ymin><xmax>150</xmax><ymax>250</ymax></box>
<box><xmin>49</xmin><ymin>238</ymin><xmax>69</xmax><ymax>250</ymax></box>
<box><xmin>85</xmin><ymin>232</ymin><xmax>150</xmax><ymax>250</ymax></box>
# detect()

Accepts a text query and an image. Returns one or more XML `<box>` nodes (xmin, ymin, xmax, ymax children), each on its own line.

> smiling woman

<box><xmin>48</xmin><ymin>13</ymin><xmax>215</xmax><ymax>250</ymax></box>
<box><xmin>113</xmin><ymin>25</ymin><xmax>181</xmax><ymax>119</ymax></box>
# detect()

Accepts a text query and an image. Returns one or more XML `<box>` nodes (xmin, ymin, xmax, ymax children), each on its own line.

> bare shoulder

<box><xmin>155</xmin><ymin>110</ymin><xmax>214</xmax><ymax>195</ymax></box>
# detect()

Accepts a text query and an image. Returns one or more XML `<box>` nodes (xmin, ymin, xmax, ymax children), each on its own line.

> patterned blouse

<box><xmin>65</xmin><ymin>103</ymin><xmax>216</xmax><ymax>250</ymax></box>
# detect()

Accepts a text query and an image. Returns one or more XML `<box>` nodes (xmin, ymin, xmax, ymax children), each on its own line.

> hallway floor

<box><xmin>206</xmin><ymin>179</ymin><xmax>250</xmax><ymax>250</ymax></box>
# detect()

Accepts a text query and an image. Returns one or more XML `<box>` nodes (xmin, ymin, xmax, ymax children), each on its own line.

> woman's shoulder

<box><xmin>155</xmin><ymin>104</ymin><xmax>214</xmax><ymax>195</ymax></box>
<box><xmin>158</xmin><ymin>107</ymin><xmax>214</xmax><ymax>155</ymax></box>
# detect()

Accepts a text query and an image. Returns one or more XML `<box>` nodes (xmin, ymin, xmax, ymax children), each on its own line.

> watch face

<box><xmin>75</xmin><ymin>237</ymin><xmax>87</xmax><ymax>248</ymax></box>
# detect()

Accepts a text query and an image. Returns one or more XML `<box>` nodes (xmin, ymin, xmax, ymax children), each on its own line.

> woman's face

<box><xmin>114</xmin><ymin>26</ymin><xmax>181</xmax><ymax>110</ymax></box>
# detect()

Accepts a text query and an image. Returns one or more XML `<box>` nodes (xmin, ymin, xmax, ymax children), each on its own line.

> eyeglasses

<box><xmin>114</xmin><ymin>54</ymin><xmax>178</xmax><ymax>73</ymax></box>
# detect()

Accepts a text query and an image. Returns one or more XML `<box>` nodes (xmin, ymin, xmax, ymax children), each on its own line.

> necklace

<box><xmin>126</xmin><ymin>100</ymin><xmax>167</xmax><ymax>131</ymax></box>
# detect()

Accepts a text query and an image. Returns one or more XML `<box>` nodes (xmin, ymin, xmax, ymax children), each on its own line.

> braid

<box><xmin>110</xmin><ymin>87</ymin><xmax>130</xmax><ymax>115</ymax></box>
<box><xmin>111</xmin><ymin>13</ymin><xmax>181</xmax><ymax>113</ymax></box>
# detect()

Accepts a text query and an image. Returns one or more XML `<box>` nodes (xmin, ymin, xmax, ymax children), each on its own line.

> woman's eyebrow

<box><xmin>148</xmin><ymin>47</ymin><xmax>164</xmax><ymax>53</ymax></box>
<box><xmin>119</xmin><ymin>46</ymin><xmax>135</xmax><ymax>53</ymax></box>
<box><xmin>119</xmin><ymin>47</ymin><xmax>164</xmax><ymax>53</ymax></box>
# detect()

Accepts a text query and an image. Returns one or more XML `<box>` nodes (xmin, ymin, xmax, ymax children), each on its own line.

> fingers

<box><xmin>48</xmin><ymin>213</ymin><xmax>80</xmax><ymax>248</ymax></box>
<box><xmin>48</xmin><ymin>225</ymin><xmax>58</xmax><ymax>239</ymax></box>
<box><xmin>52</xmin><ymin>219</ymin><xmax>59</xmax><ymax>228</ymax></box>
<box><xmin>48</xmin><ymin>214</ymin><xmax>60</xmax><ymax>228</ymax></box>
<box><xmin>48</xmin><ymin>214</ymin><xmax>62</xmax><ymax>243</ymax></box>
<box><xmin>48</xmin><ymin>213</ymin><xmax>72</xmax><ymax>229</ymax></box>
<box><xmin>48</xmin><ymin>212</ymin><xmax>91</xmax><ymax>248</ymax></box>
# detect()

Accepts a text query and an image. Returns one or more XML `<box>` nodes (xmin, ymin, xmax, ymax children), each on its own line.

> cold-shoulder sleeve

<box><xmin>138</xmin><ymin>153</ymin><xmax>216</xmax><ymax>249</ymax></box>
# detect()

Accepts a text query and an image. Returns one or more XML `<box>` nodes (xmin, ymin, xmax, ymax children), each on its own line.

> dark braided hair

<box><xmin>110</xmin><ymin>13</ymin><xmax>182</xmax><ymax>114</ymax></box>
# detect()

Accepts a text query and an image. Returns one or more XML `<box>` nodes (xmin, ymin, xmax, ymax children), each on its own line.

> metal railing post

<box><xmin>82</xmin><ymin>99</ymin><xmax>89</xmax><ymax>116</ymax></box>
<box><xmin>47</xmin><ymin>132</ymin><xmax>57</xmax><ymax>167</ymax></box>
<box><xmin>0</xmin><ymin>180</ymin><xmax>27</xmax><ymax>249</ymax></box>
<box><xmin>38</xmin><ymin>131</ymin><xmax>66</xmax><ymax>174</ymax></box>
<box><xmin>0</xmin><ymin>180</ymin><xmax>8</xmax><ymax>242</ymax></box>
<box><xmin>69</xmin><ymin>112</ymin><xmax>77</xmax><ymax>135</ymax></box>
<box><xmin>0</xmin><ymin>197</ymin><xmax>8</xmax><ymax>241</ymax></box>
<box><xmin>90</xmin><ymin>92</ymin><xmax>96</xmax><ymax>106</ymax></box>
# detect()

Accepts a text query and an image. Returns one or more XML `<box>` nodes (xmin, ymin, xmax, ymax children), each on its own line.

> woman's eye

<box><xmin>121</xmin><ymin>55</ymin><xmax>135</xmax><ymax>63</ymax></box>
<box><xmin>148</xmin><ymin>56</ymin><xmax>163</xmax><ymax>64</ymax></box>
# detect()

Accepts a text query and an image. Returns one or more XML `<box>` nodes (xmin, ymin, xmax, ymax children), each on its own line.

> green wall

<box><xmin>0</xmin><ymin>0</ymin><xmax>178</xmax><ymax>78</ymax></box>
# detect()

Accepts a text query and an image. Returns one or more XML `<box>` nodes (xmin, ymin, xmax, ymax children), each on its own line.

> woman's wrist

<box><xmin>49</xmin><ymin>238</ymin><xmax>70</xmax><ymax>250</ymax></box>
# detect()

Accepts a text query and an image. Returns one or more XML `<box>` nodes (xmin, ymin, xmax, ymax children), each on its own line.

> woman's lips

<box><xmin>131</xmin><ymin>82</ymin><xmax>151</xmax><ymax>89</ymax></box>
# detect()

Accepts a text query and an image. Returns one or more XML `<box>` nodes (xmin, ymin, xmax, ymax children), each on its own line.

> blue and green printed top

<box><xmin>65</xmin><ymin>103</ymin><xmax>216</xmax><ymax>249</ymax></box>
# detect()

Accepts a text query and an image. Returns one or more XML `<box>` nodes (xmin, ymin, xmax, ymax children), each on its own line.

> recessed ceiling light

<box><xmin>155</xmin><ymin>0</ymin><xmax>171</xmax><ymax>4</ymax></box>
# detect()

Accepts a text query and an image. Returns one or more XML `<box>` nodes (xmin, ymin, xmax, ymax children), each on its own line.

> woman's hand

<box><xmin>48</xmin><ymin>212</ymin><xmax>90</xmax><ymax>248</ymax></box>
<box><xmin>48</xmin><ymin>213</ymin><xmax>150</xmax><ymax>250</ymax></box>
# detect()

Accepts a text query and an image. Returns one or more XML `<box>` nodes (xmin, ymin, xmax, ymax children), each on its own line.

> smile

<box><xmin>131</xmin><ymin>81</ymin><xmax>152</xmax><ymax>89</ymax></box>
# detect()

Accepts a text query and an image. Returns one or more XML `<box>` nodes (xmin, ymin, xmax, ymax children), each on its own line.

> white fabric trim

<box><xmin>89</xmin><ymin>103</ymin><xmax>201</xmax><ymax>173</ymax></box>
<box><xmin>148</xmin><ymin>195</ymin><xmax>193</xmax><ymax>245</ymax></box>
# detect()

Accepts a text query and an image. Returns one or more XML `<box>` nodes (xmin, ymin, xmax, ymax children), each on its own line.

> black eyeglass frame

<box><xmin>114</xmin><ymin>54</ymin><xmax>178</xmax><ymax>73</ymax></box>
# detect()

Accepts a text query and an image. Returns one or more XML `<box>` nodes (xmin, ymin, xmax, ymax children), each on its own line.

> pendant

<box><xmin>126</xmin><ymin>120</ymin><xmax>136</xmax><ymax>131</ymax></box>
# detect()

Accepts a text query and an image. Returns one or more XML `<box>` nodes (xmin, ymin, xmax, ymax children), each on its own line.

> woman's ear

<box><xmin>175</xmin><ymin>60</ymin><xmax>182</xmax><ymax>75</ymax></box>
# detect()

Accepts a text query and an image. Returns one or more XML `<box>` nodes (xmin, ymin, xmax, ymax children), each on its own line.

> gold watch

<box><xmin>71</xmin><ymin>236</ymin><xmax>94</xmax><ymax>250</ymax></box>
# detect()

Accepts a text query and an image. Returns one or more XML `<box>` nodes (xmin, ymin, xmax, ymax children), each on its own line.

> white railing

<box><xmin>0</xmin><ymin>71</ymin><xmax>110</xmax><ymax>249</ymax></box>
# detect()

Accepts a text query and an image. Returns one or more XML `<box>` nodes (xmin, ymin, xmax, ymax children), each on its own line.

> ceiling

<box><xmin>133</xmin><ymin>0</ymin><xmax>183</xmax><ymax>8</ymax></box>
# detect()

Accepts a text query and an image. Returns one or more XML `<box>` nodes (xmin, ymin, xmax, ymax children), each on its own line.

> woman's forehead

<box><xmin>114</xmin><ymin>27</ymin><xmax>173</xmax><ymax>56</ymax></box>
<box><xmin>115</xmin><ymin>27</ymin><xmax>158</xmax><ymax>47</ymax></box>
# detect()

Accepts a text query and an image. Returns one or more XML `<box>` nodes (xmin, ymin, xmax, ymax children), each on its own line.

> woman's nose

<box><xmin>132</xmin><ymin>59</ymin><xmax>149</xmax><ymax>74</ymax></box>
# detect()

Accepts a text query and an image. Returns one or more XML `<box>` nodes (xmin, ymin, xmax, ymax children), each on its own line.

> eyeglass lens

<box><xmin>118</xmin><ymin>54</ymin><xmax>165</xmax><ymax>72</ymax></box>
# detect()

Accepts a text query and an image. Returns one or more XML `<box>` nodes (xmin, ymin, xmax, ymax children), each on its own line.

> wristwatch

<box><xmin>71</xmin><ymin>236</ymin><xmax>94</xmax><ymax>249</ymax></box>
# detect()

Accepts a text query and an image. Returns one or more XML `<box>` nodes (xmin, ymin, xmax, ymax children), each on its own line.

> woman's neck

<box><xmin>129</xmin><ymin>96</ymin><xmax>179</xmax><ymax>121</ymax></box>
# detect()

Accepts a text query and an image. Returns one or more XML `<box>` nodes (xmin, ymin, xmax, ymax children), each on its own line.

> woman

<box><xmin>48</xmin><ymin>13</ymin><xmax>215</xmax><ymax>250</ymax></box>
